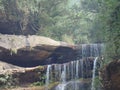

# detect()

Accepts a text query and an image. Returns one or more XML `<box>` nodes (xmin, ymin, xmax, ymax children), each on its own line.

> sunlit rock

<box><xmin>0</xmin><ymin>34</ymin><xmax>76</xmax><ymax>67</ymax></box>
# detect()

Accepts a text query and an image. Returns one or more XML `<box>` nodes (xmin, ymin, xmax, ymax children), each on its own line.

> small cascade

<box><xmin>47</xmin><ymin>59</ymin><xmax>92</xmax><ymax>90</ymax></box>
<box><xmin>81</xmin><ymin>44</ymin><xmax>87</xmax><ymax>78</ymax></box>
<box><xmin>45</xmin><ymin>65</ymin><xmax>52</xmax><ymax>90</ymax></box>
<box><xmin>76</xmin><ymin>60</ymin><xmax>79</xmax><ymax>79</ymax></box>
<box><xmin>55</xmin><ymin>64</ymin><xmax>67</xmax><ymax>90</ymax></box>
<box><xmin>71</xmin><ymin>61</ymin><xmax>74</xmax><ymax>80</ymax></box>
<box><xmin>80</xmin><ymin>59</ymin><xmax>84</xmax><ymax>78</ymax></box>
<box><xmin>56</xmin><ymin>83</ymin><xmax>66</xmax><ymax>90</ymax></box>
<box><xmin>91</xmin><ymin>57</ymin><xmax>98</xmax><ymax>90</ymax></box>
<box><xmin>61</xmin><ymin>64</ymin><xmax>66</xmax><ymax>83</ymax></box>
<box><xmin>45</xmin><ymin>44</ymin><xmax>104</xmax><ymax>90</ymax></box>
<box><xmin>55</xmin><ymin>61</ymin><xmax>80</xmax><ymax>90</ymax></box>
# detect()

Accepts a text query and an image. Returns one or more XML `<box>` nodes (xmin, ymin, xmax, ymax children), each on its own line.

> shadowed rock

<box><xmin>0</xmin><ymin>34</ymin><xmax>76</xmax><ymax>67</ymax></box>
<box><xmin>100</xmin><ymin>60</ymin><xmax>120</xmax><ymax>90</ymax></box>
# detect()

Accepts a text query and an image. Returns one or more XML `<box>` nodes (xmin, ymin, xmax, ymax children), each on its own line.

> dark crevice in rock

<box><xmin>45</xmin><ymin>46</ymin><xmax>77</xmax><ymax>64</ymax></box>
<box><xmin>0</xmin><ymin>46</ymin><xmax>77</xmax><ymax>67</ymax></box>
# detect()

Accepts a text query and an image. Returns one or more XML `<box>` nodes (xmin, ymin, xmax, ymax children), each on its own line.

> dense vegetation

<box><xmin>0</xmin><ymin>0</ymin><xmax>119</xmax><ymax>61</ymax></box>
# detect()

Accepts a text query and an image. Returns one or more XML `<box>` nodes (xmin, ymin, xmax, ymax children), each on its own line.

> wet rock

<box><xmin>0</xmin><ymin>64</ymin><xmax>46</xmax><ymax>87</ymax></box>
<box><xmin>101</xmin><ymin>60</ymin><xmax>120</xmax><ymax>90</ymax></box>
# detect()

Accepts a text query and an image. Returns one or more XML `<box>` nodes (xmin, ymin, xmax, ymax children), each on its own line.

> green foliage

<box><xmin>32</xmin><ymin>81</ymin><xmax>44</xmax><ymax>86</ymax></box>
<box><xmin>84</xmin><ymin>0</ymin><xmax>120</xmax><ymax>60</ymax></box>
<box><xmin>94</xmin><ymin>76</ymin><xmax>102</xmax><ymax>90</ymax></box>
<box><xmin>62</xmin><ymin>34</ymin><xmax>74</xmax><ymax>44</ymax></box>
<box><xmin>100</xmin><ymin>0</ymin><xmax>120</xmax><ymax>59</ymax></box>
<box><xmin>0</xmin><ymin>74</ymin><xmax>13</xmax><ymax>87</ymax></box>
<box><xmin>32</xmin><ymin>71</ymin><xmax>46</xmax><ymax>86</ymax></box>
<box><xmin>0</xmin><ymin>75</ymin><xmax>9</xmax><ymax>85</ymax></box>
<box><xmin>0</xmin><ymin>0</ymin><xmax>98</xmax><ymax>43</ymax></box>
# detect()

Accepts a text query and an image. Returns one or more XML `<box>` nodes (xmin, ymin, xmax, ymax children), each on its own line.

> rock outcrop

<box><xmin>0</xmin><ymin>62</ymin><xmax>46</xmax><ymax>88</ymax></box>
<box><xmin>101</xmin><ymin>60</ymin><xmax>120</xmax><ymax>90</ymax></box>
<box><xmin>0</xmin><ymin>34</ymin><xmax>76</xmax><ymax>67</ymax></box>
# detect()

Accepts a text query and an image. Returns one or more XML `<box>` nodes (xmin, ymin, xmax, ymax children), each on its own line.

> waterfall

<box><xmin>61</xmin><ymin>64</ymin><xmax>66</xmax><ymax>83</ymax></box>
<box><xmin>91</xmin><ymin>57</ymin><xmax>98</xmax><ymax>90</ymax></box>
<box><xmin>55</xmin><ymin>64</ymin><xmax>67</xmax><ymax>90</ymax></box>
<box><xmin>45</xmin><ymin>44</ymin><xmax>104</xmax><ymax>90</ymax></box>
<box><xmin>76</xmin><ymin>60</ymin><xmax>79</xmax><ymax>79</ymax></box>
<box><xmin>81</xmin><ymin>44</ymin><xmax>86</xmax><ymax>78</ymax></box>
<box><xmin>46</xmin><ymin>65</ymin><xmax>52</xmax><ymax>90</ymax></box>
<box><xmin>71</xmin><ymin>61</ymin><xmax>74</xmax><ymax>80</ymax></box>
<box><xmin>55</xmin><ymin>60</ymin><xmax>79</xmax><ymax>90</ymax></box>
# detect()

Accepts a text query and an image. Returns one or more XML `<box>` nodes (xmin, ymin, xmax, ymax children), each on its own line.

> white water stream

<box><xmin>91</xmin><ymin>57</ymin><xmax>98</xmax><ymax>90</ymax></box>
<box><xmin>45</xmin><ymin>65</ymin><xmax>52</xmax><ymax>90</ymax></box>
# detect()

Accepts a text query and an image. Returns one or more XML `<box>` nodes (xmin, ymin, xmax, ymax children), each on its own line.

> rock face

<box><xmin>0</xmin><ymin>34</ymin><xmax>76</xmax><ymax>67</ymax></box>
<box><xmin>101</xmin><ymin>60</ymin><xmax>120</xmax><ymax>90</ymax></box>
<box><xmin>0</xmin><ymin>64</ymin><xmax>46</xmax><ymax>87</ymax></box>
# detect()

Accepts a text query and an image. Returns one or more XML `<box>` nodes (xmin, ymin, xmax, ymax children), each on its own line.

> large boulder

<box><xmin>0</xmin><ymin>34</ymin><xmax>76</xmax><ymax>67</ymax></box>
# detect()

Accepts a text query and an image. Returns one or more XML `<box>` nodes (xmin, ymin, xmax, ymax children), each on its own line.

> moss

<box><xmin>32</xmin><ymin>81</ymin><xmax>44</xmax><ymax>86</ymax></box>
<box><xmin>31</xmin><ymin>81</ymin><xmax>59</xmax><ymax>90</ymax></box>
<box><xmin>93</xmin><ymin>76</ymin><xmax>102</xmax><ymax>89</ymax></box>
<box><xmin>38</xmin><ymin>66</ymin><xmax>45</xmax><ymax>70</ymax></box>
<box><xmin>0</xmin><ymin>74</ymin><xmax>14</xmax><ymax>88</ymax></box>
<box><xmin>48</xmin><ymin>82</ymin><xmax>59</xmax><ymax>90</ymax></box>
<box><xmin>10</xmin><ymin>48</ymin><xmax>18</xmax><ymax>55</ymax></box>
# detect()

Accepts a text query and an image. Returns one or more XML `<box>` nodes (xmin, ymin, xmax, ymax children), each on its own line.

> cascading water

<box><xmin>76</xmin><ymin>60</ymin><xmax>79</xmax><ymax>79</ymax></box>
<box><xmin>55</xmin><ymin>61</ymin><xmax>82</xmax><ymax>90</ymax></box>
<box><xmin>46</xmin><ymin>65</ymin><xmax>52</xmax><ymax>90</ymax></box>
<box><xmin>55</xmin><ymin>64</ymin><xmax>67</xmax><ymax>90</ymax></box>
<box><xmin>45</xmin><ymin>44</ymin><xmax>104</xmax><ymax>90</ymax></box>
<box><xmin>61</xmin><ymin>64</ymin><xmax>66</xmax><ymax>83</ymax></box>
<box><xmin>91</xmin><ymin>57</ymin><xmax>98</xmax><ymax>90</ymax></box>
